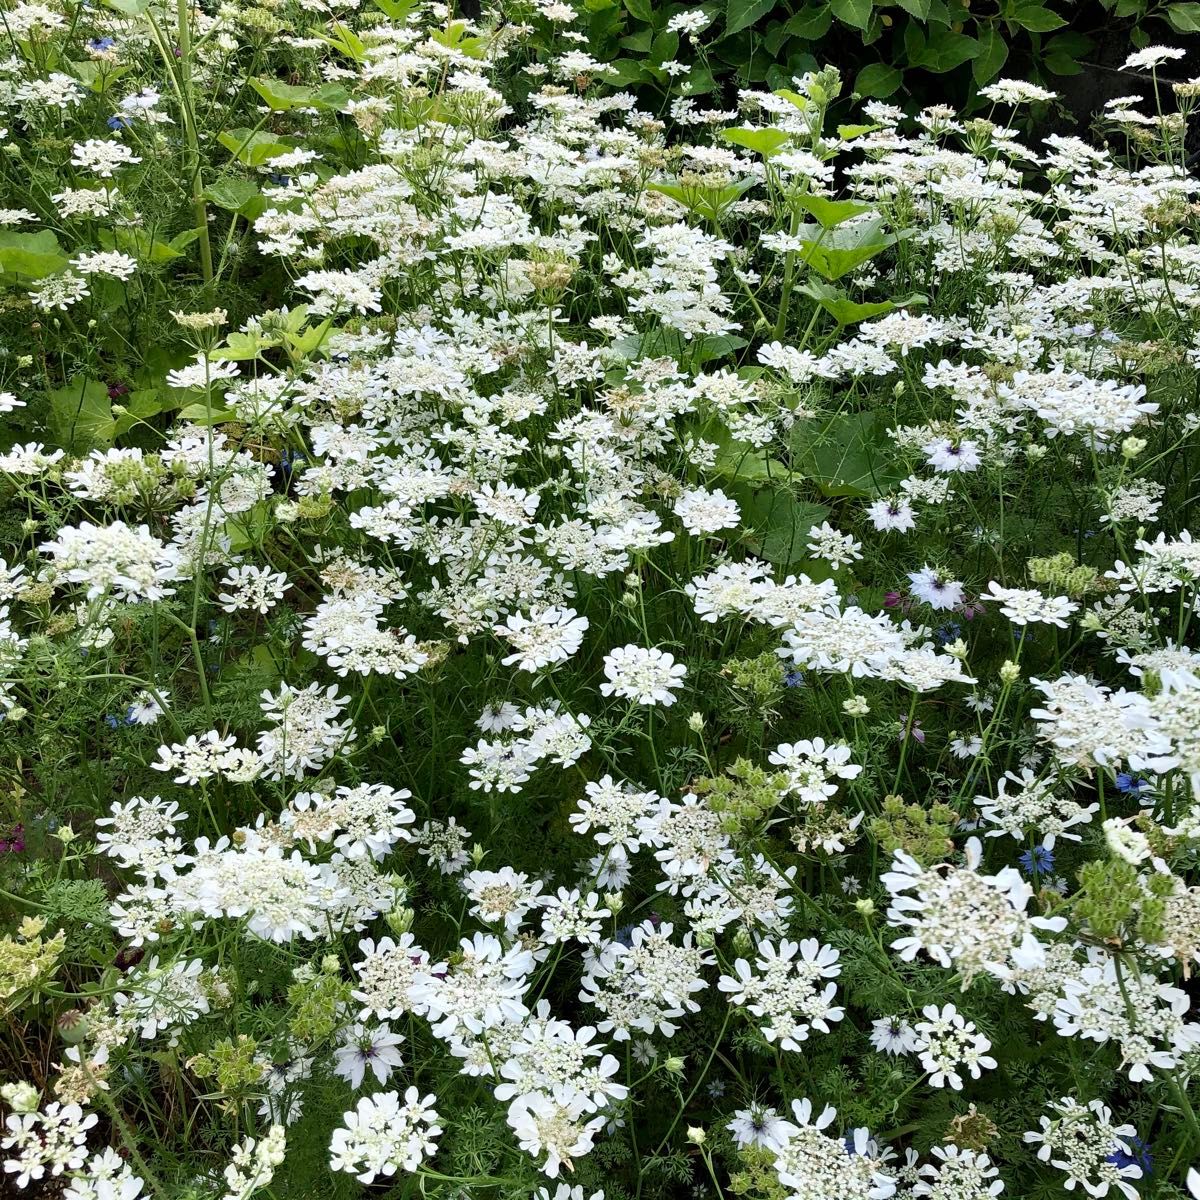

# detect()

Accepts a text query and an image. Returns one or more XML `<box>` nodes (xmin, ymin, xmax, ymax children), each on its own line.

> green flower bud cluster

<box><xmin>868</xmin><ymin>795</ymin><xmax>957</xmax><ymax>866</ymax></box>
<box><xmin>693</xmin><ymin>757</ymin><xmax>790</xmax><ymax>835</ymax></box>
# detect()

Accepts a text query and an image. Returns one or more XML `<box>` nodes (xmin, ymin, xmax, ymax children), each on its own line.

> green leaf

<box><xmin>854</xmin><ymin>62</ymin><xmax>902</xmax><ymax>97</ymax></box>
<box><xmin>793</xmin><ymin>194</ymin><xmax>876</xmax><ymax>228</ymax></box>
<box><xmin>791</xmin><ymin>216</ymin><xmax>899</xmax><ymax>281</ymax></box>
<box><xmin>714</xmin><ymin>435</ymin><xmax>788</xmax><ymax>483</ymax></box>
<box><xmin>647</xmin><ymin>176</ymin><xmax>756</xmax><ymax>221</ymax></box>
<box><xmin>48</xmin><ymin>377</ymin><xmax>115</xmax><ymax>453</ymax></box>
<box><xmin>70</xmin><ymin>60</ymin><xmax>131</xmax><ymax>93</ymax></box>
<box><xmin>912</xmin><ymin>29</ymin><xmax>979</xmax><ymax>72</ymax></box>
<box><xmin>1167</xmin><ymin>1</ymin><xmax>1200</xmax><ymax>30</ymax></box>
<box><xmin>373</xmin><ymin>0</ymin><xmax>416</xmax><ymax>17</ymax></box>
<box><xmin>249</xmin><ymin>77</ymin><xmax>350</xmax><ymax>112</ymax></box>
<box><xmin>624</xmin><ymin>0</ymin><xmax>653</xmax><ymax>20</ymax></box>
<box><xmin>203</xmin><ymin>177</ymin><xmax>264</xmax><ymax>219</ymax></box>
<box><xmin>112</xmin><ymin>388</ymin><xmax>166</xmax><ymax>437</ymax></box>
<box><xmin>897</xmin><ymin>0</ymin><xmax>930</xmax><ymax>17</ymax></box>
<box><xmin>100</xmin><ymin>0</ymin><xmax>149</xmax><ymax>14</ymax></box>
<box><xmin>972</xmin><ymin>26</ymin><xmax>1009</xmax><ymax>83</ymax></box>
<box><xmin>799</xmin><ymin>281</ymin><xmax>928</xmax><ymax>325</ymax></box>
<box><xmin>755</xmin><ymin>496</ymin><xmax>831</xmax><ymax>565</ymax></box>
<box><xmin>725</xmin><ymin>0</ymin><xmax>776</xmax><ymax>36</ymax></box>
<box><xmin>98</xmin><ymin>227</ymin><xmax>184</xmax><ymax>263</ymax></box>
<box><xmin>789</xmin><ymin>410</ymin><xmax>902</xmax><ymax>497</ymax></box>
<box><xmin>217</xmin><ymin>128</ymin><xmax>296</xmax><ymax>167</ymax></box>
<box><xmin>1009</xmin><ymin>1</ymin><xmax>1067</xmax><ymax>30</ymax></box>
<box><xmin>0</xmin><ymin>230</ymin><xmax>68</xmax><ymax>279</ymax></box>
<box><xmin>722</xmin><ymin>126</ymin><xmax>791</xmax><ymax>156</ymax></box>
<box><xmin>782</xmin><ymin>5</ymin><xmax>833</xmax><ymax>37</ymax></box>
<box><xmin>831</xmin><ymin>0</ymin><xmax>873</xmax><ymax>28</ymax></box>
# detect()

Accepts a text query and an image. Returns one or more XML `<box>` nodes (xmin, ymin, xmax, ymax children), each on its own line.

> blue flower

<box><xmin>1115</xmin><ymin>773</ymin><xmax>1149</xmax><ymax>795</ymax></box>
<box><xmin>1106</xmin><ymin>1136</ymin><xmax>1152</xmax><ymax>1175</ymax></box>
<box><xmin>934</xmin><ymin>621</ymin><xmax>961</xmax><ymax>645</ymax></box>
<box><xmin>88</xmin><ymin>36</ymin><xmax>115</xmax><ymax>50</ymax></box>
<box><xmin>1019</xmin><ymin>845</ymin><xmax>1054</xmax><ymax>876</ymax></box>
<box><xmin>783</xmin><ymin>669</ymin><xmax>806</xmax><ymax>689</ymax></box>
<box><xmin>107</xmin><ymin>114</ymin><xmax>132</xmax><ymax>130</ymax></box>
<box><xmin>103</xmin><ymin>714</ymin><xmax>120</xmax><ymax>730</ymax></box>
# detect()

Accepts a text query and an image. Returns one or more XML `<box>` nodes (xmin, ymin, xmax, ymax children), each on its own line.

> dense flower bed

<box><xmin>2</xmin><ymin>3</ymin><xmax>1200</xmax><ymax>1199</ymax></box>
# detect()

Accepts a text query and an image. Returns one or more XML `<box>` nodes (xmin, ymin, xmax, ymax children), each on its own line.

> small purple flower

<box><xmin>899</xmin><ymin>718</ymin><xmax>925</xmax><ymax>744</ymax></box>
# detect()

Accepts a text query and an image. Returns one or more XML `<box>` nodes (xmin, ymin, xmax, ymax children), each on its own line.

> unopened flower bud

<box><xmin>687</xmin><ymin>711</ymin><xmax>704</xmax><ymax>733</ymax></box>
<box><xmin>1</xmin><ymin>1082</ymin><xmax>40</xmax><ymax>1113</ymax></box>
<box><xmin>999</xmin><ymin>660</ymin><xmax>1021</xmax><ymax>685</ymax></box>
<box><xmin>687</xmin><ymin>1126</ymin><xmax>706</xmax><ymax>1145</ymax></box>
<box><xmin>1122</xmin><ymin>436</ymin><xmax>1147</xmax><ymax>459</ymax></box>
<box><xmin>855</xmin><ymin>897</ymin><xmax>875</xmax><ymax>917</ymax></box>
<box><xmin>664</xmin><ymin>1055</ymin><xmax>686</xmax><ymax>1076</ymax></box>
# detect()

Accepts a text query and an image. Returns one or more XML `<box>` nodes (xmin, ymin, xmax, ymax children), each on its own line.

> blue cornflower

<box><xmin>88</xmin><ymin>36</ymin><xmax>115</xmax><ymax>50</ymax></box>
<box><xmin>1115</xmin><ymin>773</ymin><xmax>1149</xmax><ymax>795</ymax></box>
<box><xmin>1106</xmin><ymin>1136</ymin><xmax>1152</xmax><ymax>1175</ymax></box>
<box><xmin>1019</xmin><ymin>845</ymin><xmax>1054</xmax><ymax>876</ymax></box>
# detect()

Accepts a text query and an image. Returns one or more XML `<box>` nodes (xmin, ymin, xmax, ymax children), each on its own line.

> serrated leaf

<box><xmin>783</xmin><ymin>5</ymin><xmax>832</xmax><ymax>36</ymax></box>
<box><xmin>972</xmin><ymin>26</ymin><xmax>1008</xmax><ymax>84</ymax></box>
<box><xmin>854</xmin><ymin>62</ymin><xmax>902</xmax><ymax>97</ymax></box>
<box><xmin>1167</xmin><ymin>1</ymin><xmax>1200</xmax><ymax>30</ymax></box>
<box><xmin>913</xmin><ymin>29</ymin><xmax>979</xmax><ymax>72</ymax></box>
<box><xmin>831</xmin><ymin>0</ymin><xmax>873</xmax><ymax>30</ymax></box>
<box><xmin>203</xmin><ymin>177</ymin><xmax>264</xmax><ymax>218</ymax></box>
<box><xmin>1010</xmin><ymin>1</ymin><xmax>1067</xmax><ymax>30</ymax></box>
<box><xmin>725</xmin><ymin>0</ymin><xmax>776</xmax><ymax>35</ymax></box>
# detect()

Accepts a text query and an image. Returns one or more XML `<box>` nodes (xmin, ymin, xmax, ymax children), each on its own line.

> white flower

<box><xmin>333</xmin><ymin>1023</ymin><xmax>405</xmax><ymax>1090</ymax></box>
<box><xmin>329</xmin><ymin>1088</ymin><xmax>441</xmax><ymax>1183</ymax></box>
<box><xmin>912</xmin><ymin>1004</ymin><xmax>996</xmax><ymax>1090</ymax></box>
<box><xmin>600</xmin><ymin>644</ymin><xmax>687</xmax><ymax>707</ymax></box>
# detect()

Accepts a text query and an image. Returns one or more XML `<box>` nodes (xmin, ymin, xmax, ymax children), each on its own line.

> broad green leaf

<box><xmin>789</xmin><ymin>411</ymin><xmax>902</xmax><ymax>497</ymax></box>
<box><xmin>647</xmin><ymin>176</ymin><xmax>756</xmax><ymax>221</ymax></box>
<box><xmin>211</xmin><ymin>330</ymin><xmax>270</xmax><ymax>362</ymax></box>
<box><xmin>71</xmin><ymin>60</ymin><xmax>131</xmax><ymax>93</ymax></box>
<box><xmin>203</xmin><ymin>177</ymin><xmax>264</xmax><ymax>218</ymax></box>
<box><xmin>101</xmin><ymin>0</ymin><xmax>149</xmax><ymax>14</ymax></box>
<box><xmin>792</xmin><ymin>216</ymin><xmax>899</xmax><ymax>281</ymax></box>
<box><xmin>799</xmin><ymin>281</ymin><xmax>928</xmax><ymax>325</ymax></box>
<box><xmin>831</xmin><ymin>0</ymin><xmax>872</xmax><ymax>30</ymax></box>
<box><xmin>49</xmin><ymin>377</ymin><xmax>115</xmax><ymax>453</ymax></box>
<box><xmin>782</xmin><ymin>5</ymin><xmax>832</xmax><ymax>37</ymax></box>
<box><xmin>913</xmin><ymin>29</ymin><xmax>979</xmax><ymax>72</ymax></box>
<box><xmin>1009</xmin><ymin>1</ymin><xmax>1066</xmax><ymax>30</ymax></box>
<box><xmin>623</xmin><ymin>0</ymin><xmax>652</xmax><ymax>21</ymax></box>
<box><xmin>897</xmin><ymin>0</ymin><xmax>930</xmax><ymax>17</ymax></box>
<box><xmin>218</xmin><ymin>129</ymin><xmax>296</xmax><ymax>166</ymax></box>
<box><xmin>725</xmin><ymin>0</ymin><xmax>775</xmax><ymax>35</ymax></box>
<box><xmin>793</xmin><ymin>194</ymin><xmax>875</xmax><ymax>228</ymax></box>
<box><xmin>99</xmin><ymin>227</ymin><xmax>183</xmax><ymax>263</ymax></box>
<box><xmin>599</xmin><ymin>59</ymin><xmax>650</xmax><ymax>85</ymax></box>
<box><xmin>714</xmin><ymin>435</ymin><xmax>788</xmax><ymax>483</ymax></box>
<box><xmin>249</xmin><ymin>77</ymin><xmax>350</xmax><ymax>112</ymax></box>
<box><xmin>372</xmin><ymin>0</ymin><xmax>415</xmax><ymax>18</ymax></box>
<box><xmin>972</xmin><ymin>26</ymin><xmax>1008</xmax><ymax>84</ymax></box>
<box><xmin>722</xmin><ymin>126</ymin><xmax>791</xmax><ymax>156</ymax></box>
<box><xmin>756</xmin><ymin>497</ymin><xmax>831</xmax><ymax>565</ymax></box>
<box><xmin>836</xmin><ymin>123</ymin><xmax>878</xmax><ymax>139</ymax></box>
<box><xmin>854</xmin><ymin>62</ymin><xmax>902</xmax><ymax>97</ymax></box>
<box><xmin>0</xmin><ymin>230</ymin><xmax>68</xmax><ymax>279</ymax></box>
<box><xmin>112</xmin><ymin>388</ymin><xmax>165</xmax><ymax>437</ymax></box>
<box><xmin>1167</xmin><ymin>1</ymin><xmax>1200</xmax><ymax>30</ymax></box>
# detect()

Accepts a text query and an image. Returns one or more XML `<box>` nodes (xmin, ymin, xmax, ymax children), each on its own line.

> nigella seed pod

<box><xmin>57</xmin><ymin>1008</ymin><xmax>90</xmax><ymax>1044</ymax></box>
